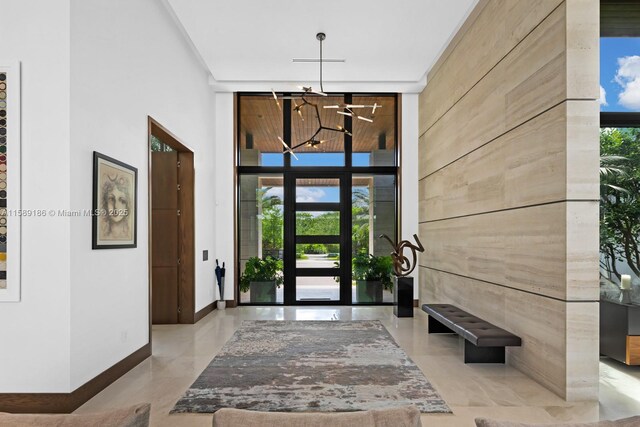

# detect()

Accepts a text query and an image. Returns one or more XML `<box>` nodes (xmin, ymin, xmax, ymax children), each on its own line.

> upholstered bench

<box><xmin>422</xmin><ymin>303</ymin><xmax>521</xmax><ymax>363</ymax></box>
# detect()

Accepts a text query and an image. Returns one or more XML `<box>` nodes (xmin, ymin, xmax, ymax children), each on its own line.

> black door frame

<box><xmin>236</xmin><ymin>92</ymin><xmax>399</xmax><ymax>306</ymax></box>
<box><xmin>284</xmin><ymin>170</ymin><xmax>351</xmax><ymax>305</ymax></box>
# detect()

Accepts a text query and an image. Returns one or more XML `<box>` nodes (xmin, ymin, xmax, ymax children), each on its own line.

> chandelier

<box><xmin>272</xmin><ymin>33</ymin><xmax>381</xmax><ymax>159</ymax></box>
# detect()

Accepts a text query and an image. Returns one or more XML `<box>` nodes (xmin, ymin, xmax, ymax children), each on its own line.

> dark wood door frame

<box><xmin>148</xmin><ymin>117</ymin><xmax>195</xmax><ymax>330</ymax></box>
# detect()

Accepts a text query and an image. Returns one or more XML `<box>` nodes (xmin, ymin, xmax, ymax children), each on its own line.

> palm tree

<box><xmin>257</xmin><ymin>187</ymin><xmax>283</xmax><ymax>257</ymax></box>
<box><xmin>600</xmin><ymin>155</ymin><xmax>628</xmax><ymax>195</ymax></box>
<box><xmin>599</xmin><ymin>155</ymin><xmax>629</xmax><ymax>281</ymax></box>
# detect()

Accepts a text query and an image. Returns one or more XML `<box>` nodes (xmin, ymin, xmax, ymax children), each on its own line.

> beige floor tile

<box><xmin>74</xmin><ymin>307</ymin><xmax>640</xmax><ymax>426</ymax></box>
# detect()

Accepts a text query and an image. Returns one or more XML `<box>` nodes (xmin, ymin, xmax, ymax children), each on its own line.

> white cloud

<box><xmin>599</xmin><ymin>85</ymin><xmax>608</xmax><ymax>106</ymax></box>
<box><xmin>615</xmin><ymin>56</ymin><xmax>640</xmax><ymax>110</ymax></box>
<box><xmin>295</xmin><ymin>188</ymin><xmax>325</xmax><ymax>203</ymax></box>
<box><xmin>260</xmin><ymin>186</ymin><xmax>327</xmax><ymax>203</ymax></box>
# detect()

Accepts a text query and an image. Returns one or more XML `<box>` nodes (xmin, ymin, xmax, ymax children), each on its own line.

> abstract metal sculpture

<box><xmin>379</xmin><ymin>234</ymin><xmax>425</xmax><ymax>277</ymax></box>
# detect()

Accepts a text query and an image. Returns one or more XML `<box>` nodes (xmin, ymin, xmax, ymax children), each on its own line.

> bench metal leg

<box><xmin>464</xmin><ymin>340</ymin><xmax>505</xmax><ymax>363</ymax></box>
<box><xmin>428</xmin><ymin>315</ymin><xmax>456</xmax><ymax>334</ymax></box>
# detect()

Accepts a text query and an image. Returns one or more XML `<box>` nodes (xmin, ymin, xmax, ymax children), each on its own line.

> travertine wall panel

<box><xmin>419</xmin><ymin>269</ymin><xmax>599</xmax><ymax>400</ymax></box>
<box><xmin>420</xmin><ymin>202</ymin><xmax>598</xmax><ymax>301</ymax></box>
<box><xmin>419</xmin><ymin>102</ymin><xmax>599</xmax><ymax>222</ymax></box>
<box><xmin>418</xmin><ymin>0</ymin><xmax>599</xmax><ymax>400</ymax></box>
<box><xmin>420</xmin><ymin>4</ymin><xmax>567</xmax><ymax>179</ymax></box>
<box><xmin>419</xmin><ymin>0</ymin><xmax>564</xmax><ymax>134</ymax></box>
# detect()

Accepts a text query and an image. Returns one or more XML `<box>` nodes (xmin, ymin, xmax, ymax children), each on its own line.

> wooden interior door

<box><xmin>177</xmin><ymin>151</ymin><xmax>195</xmax><ymax>323</ymax></box>
<box><xmin>151</xmin><ymin>151</ymin><xmax>179</xmax><ymax>324</ymax></box>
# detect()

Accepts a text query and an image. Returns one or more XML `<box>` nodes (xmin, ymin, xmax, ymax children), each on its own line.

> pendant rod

<box><xmin>317</xmin><ymin>32</ymin><xmax>325</xmax><ymax>94</ymax></box>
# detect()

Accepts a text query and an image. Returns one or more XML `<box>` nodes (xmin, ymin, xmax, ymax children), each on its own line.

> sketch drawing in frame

<box><xmin>92</xmin><ymin>151</ymin><xmax>137</xmax><ymax>249</ymax></box>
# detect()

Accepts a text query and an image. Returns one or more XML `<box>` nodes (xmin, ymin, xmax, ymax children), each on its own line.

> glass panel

<box><xmin>239</xmin><ymin>96</ymin><xmax>284</xmax><ymax>166</ymax></box>
<box><xmin>296</xmin><ymin>212</ymin><xmax>340</xmax><ymax>235</ymax></box>
<box><xmin>352</xmin><ymin>96</ymin><xmax>396</xmax><ymax>166</ymax></box>
<box><xmin>352</xmin><ymin>174</ymin><xmax>396</xmax><ymax>304</ymax></box>
<box><xmin>600</xmin><ymin>38</ymin><xmax>640</xmax><ymax>113</ymax></box>
<box><xmin>296</xmin><ymin>276</ymin><xmax>340</xmax><ymax>302</ymax></box>
<box><xmin>239</xmin><ymin>174</ymin><xmax>284</xmax><ymax>304</ymax></box>
<box><xmin>290</xmin><ymin>95</ymin><xmax>345</xmax><ymax>166</ymax></box>
<box><xmin>296</xmin><ymin>244</ymin><xmax>340</xmax><ymax>268</ymax></box>
<box><xmin>296</xmin><ymin>178</ymin><xmax>340</xmax><ymax>203</ymax></box>
<box><xmin>600</xmin><ymin>127</ymin><xmax>640</xmax><ymax>305</ymax></box>
<box><xmin>150</xmin><ymin>134</ymin><xmax>175</xmax><ymax>152</ymax></box>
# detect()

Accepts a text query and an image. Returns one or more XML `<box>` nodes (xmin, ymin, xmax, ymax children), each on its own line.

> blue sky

<box><xmin>600</xmin><ymin>38</ymin><xmax>640</xmax><ymax>112</ymax></box>
<box><xmin>262</xmin><ymin>152</ymin><xmax>371</xmax><ymax>167</ymax></box>
<box><xmin>265</xmin><ymin>185</ymin><xmax>370</xmax><ymax>205</ymax></box>
<box><xmin>261</xmin><ymin>153</ymin><xmax>372</xmax><ymax>203</ymax></box>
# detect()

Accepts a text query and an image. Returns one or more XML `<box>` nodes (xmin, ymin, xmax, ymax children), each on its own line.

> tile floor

<box><xmin>75</xmin><ymin>307</ymin><xmax>640</xmax><ymax>426</ymax></box>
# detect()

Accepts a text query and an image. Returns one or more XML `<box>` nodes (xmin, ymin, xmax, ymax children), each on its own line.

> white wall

<box><xmin>214</xmin><ymin>93</ymin><xmax>235</xmax><ymax>300</ymax></box>
<box><xmin>0</xmin><ymin>0</ymin><xmax>72</xmax><ymax>392</ymax></box>
<box><xmin>0</xmin><ymin>0</ymin><xmax>418</xmax><ymax>393</ymax></box>
<box><xmin>401</xmin><ymin>94</ymin><xmax>420</xmax><ymax>298</ymax></box>
<box><xmin>69</xmin><ymin>0</ymin><xmax>216</xmax><ymax>389</ymax></box>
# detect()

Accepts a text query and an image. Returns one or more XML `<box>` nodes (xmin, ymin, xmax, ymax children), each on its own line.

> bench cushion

<box><xmin>422</xmin><ymin>304</ymin><xmax>521</xmax><ymax>347</ymax></box>
<box><xmin>464</xmin><ymin>326</ymin><xmax>522</xmax><ymax>347</ymax></box>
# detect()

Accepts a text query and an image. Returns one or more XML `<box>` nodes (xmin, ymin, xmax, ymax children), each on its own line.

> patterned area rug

<box><xmin>171</xmin><ymin>320</ymin><xmax>451</xmax><ymax>414</ymax></box>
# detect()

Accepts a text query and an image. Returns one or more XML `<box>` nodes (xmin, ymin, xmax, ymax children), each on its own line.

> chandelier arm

<box><xmin>313</xmin><ymin>103</ymin><xmax>322</xmax><ymax>126</ymax></box>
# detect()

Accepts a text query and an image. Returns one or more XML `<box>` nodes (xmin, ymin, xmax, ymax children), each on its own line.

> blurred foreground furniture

<box><xmin>475</xmin><ymin>415</ymin><xmax>640</xmax><ymax>426</ymax></box>
<box><xmin>0</xmin><ymin>403</ymin><xmax>150</xmax><ymax>427</ymax></box>
<box><xmin>212</xmin><ymin>405</ymin><xmax>422</xmax><ymax>427</ymax></box>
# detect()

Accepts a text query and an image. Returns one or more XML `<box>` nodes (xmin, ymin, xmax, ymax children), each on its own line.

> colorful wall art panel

<box><xmin>0</xmin><ymin>61</ymin><xmax>21</xmax><ymax>302</ymax></box>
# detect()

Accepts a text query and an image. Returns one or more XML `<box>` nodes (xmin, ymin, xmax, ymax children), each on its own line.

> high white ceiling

<box><xmin>165</xmin><ymin>0</ymin><xmax>477</xmax><ymax>90</ymax></box>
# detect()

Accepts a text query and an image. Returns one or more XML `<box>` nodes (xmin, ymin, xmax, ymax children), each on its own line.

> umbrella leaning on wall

<box><xmin>215</xmin><ymin>259</ymin><xmax>226</xmax><ymax>310</ymax></box>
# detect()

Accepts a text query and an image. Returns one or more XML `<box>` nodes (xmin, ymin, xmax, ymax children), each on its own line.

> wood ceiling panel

<box><xmin>240</xmin><ymin>95</ymin><xmax>396</xmax><ymax>154</ymax></box>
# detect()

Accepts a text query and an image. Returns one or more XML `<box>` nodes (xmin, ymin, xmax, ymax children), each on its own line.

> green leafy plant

<box><xmin>352</xmin><ymin>253</ymin><xmax>394</xmax><ymax>290</ymax></box>
<box><xmin>239</xmin><ymin>256</ymin><xmax>284</xmax><ymax>293</ymax></box>
<box><xmin>600</xmin><ymin>128</ymin><xmax>637</xmax><ymax>281</ymax></box>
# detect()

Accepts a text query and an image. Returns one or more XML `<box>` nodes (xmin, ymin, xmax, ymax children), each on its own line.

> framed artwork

<box><xmin>0</xmin><ymin>61</ymin><xmax>21</xmax><ymax>302</ymax></box>
<box><xmin>92</xmin><ymin>151</ymin><xmax>137</xmax><ymax>249</ymax></box>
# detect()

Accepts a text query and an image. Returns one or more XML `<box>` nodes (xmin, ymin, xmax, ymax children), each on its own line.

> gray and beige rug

<box><xmin>171</xmin><ymin>320</ymin><xmax>450</xmax><ymax>414</ymax></box>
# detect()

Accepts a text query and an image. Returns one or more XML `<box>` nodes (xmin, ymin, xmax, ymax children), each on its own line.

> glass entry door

<box><xmin>284</xmin><ymin>172</ymin><xmax>350</xmax><ymax>304</ymax></box>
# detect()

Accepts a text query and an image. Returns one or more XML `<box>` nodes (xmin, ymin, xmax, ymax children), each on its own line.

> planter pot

<box><xmin>393</xmin><ymin>276</ymin><xmax>413</xmax><ymax>318</ymax></box>
<box><xmin>217</xmin><ymin>300</ymin><xmax>226</xmax><ymax>310</ymax></box>
<box><xmin>249</xmin><ymin>281</ymin><xmax>277</xmax><ymax>303</ymax></box>
<box><xmin>356</xmin><ymin>280</ymin><xmax>383</xmax><ymax>303</ymax></box>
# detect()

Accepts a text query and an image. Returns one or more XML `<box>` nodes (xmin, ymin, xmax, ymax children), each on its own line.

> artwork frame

<box><xmin>0</xmin><ymin>61</ymin><xmax>22</xmax><ymax>303</ymax></box>
<box><xmin>92</xmin><ymin>151</ymin><xmax>138</xmax><ymax>249</ymax></box>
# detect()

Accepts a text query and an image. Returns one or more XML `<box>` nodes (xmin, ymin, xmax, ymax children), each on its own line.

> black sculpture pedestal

<box><xmin>393</xmin><ymin>276</ymin><xmax>414</xmax><ymax>317</ymax></box>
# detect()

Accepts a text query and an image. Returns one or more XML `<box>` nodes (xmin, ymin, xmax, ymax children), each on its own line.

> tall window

<box><xmin>599</xmin><ymin>13</ymin><xmax>640</xmax><ymax>304</ymax></box>
<box><xmin>236</xmin><ymin>93</ymin><xmax>399</xmax><ymax>305</ymax></box>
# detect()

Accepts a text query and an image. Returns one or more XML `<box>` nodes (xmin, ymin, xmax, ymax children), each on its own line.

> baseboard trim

<box><xmin>0</xmin><ymin>343</ymin><xmax>151</xmax><ymax>414</ymax></box>
<box><xmin>413</xmin><ymin>299</ymin><xmax>419</xmax><ymax>307</ymax></box>
<box><xmin>195</xmin><ymin>302</ymin><xmax>215</xmax><ymax>322</ymax></box>
<box><xmin>225</xmin><ymin>299</ymin><xmax>238</xmax><ymax>308</ymax></box>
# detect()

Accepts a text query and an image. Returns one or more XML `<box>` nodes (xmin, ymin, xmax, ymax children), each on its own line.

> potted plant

<box><xmin>239</xmin><ymin>256</ymin><xmax>284</xmax><ymax>303</ymax></box>
<box><xmin>352</xmin><ymin>253</ymin><xmax>393</xmax><ymax>303</ymax></box>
